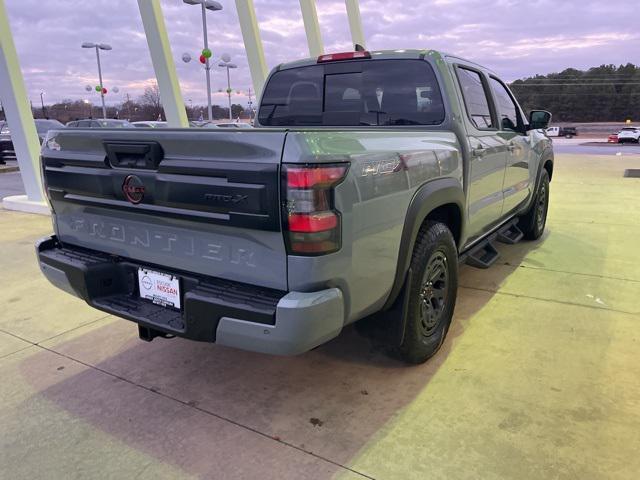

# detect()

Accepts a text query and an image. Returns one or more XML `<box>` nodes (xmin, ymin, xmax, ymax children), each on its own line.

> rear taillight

<box><xmin>282</xmin><ymin>163</ymin><xmax>348</xmax><ymax>255</ymax></box>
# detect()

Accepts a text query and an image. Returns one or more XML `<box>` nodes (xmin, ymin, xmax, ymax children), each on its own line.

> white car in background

<box><xmin>216</xmin><ymin>122</ymin><xmax>253</xmax><ymax>128</ymax></box>
<box><xmin>545</xmin><ymin>126</ymin><xmax>577</xmax><ymax>138</ymax></box>
<box><xmin>132</xmin><ymin>121</ymin><xmax>167</xmax><ymax>128</ymax></box>
<box><xmin>617</xmin><ymin>127</ymin><xmax>640</xmax><ymax>143</ymax></box>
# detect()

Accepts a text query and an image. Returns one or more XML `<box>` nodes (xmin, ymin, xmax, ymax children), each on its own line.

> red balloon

<box><xmin>102</xmin><ymin>87</ymin><xmax>107</xmax><ymax>94</ymax></box>
<box><xmin>199</xmin><ymin>54</ymin><xmax>206</xmax><ymax>64</ymax></box>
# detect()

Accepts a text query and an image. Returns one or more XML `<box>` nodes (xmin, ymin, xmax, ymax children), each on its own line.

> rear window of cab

<box><xmin>258</xmin><ymin>59</ymin><xmax>445</xmax><ymax>127</ymax></box>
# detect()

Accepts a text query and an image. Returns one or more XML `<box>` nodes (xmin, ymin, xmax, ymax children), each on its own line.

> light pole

<box><xmin>218</xmin><ymin>54</ymin><xmax>237</xmax><ymax>121</ymax></box>
<box><xmin>182</xmin><ymin>0</ymin><xmax>222</xmax><ymax>122</ymax></box>
<box><xmin>246</xmin><ymin>87</ymin><xmax>255</xmax><ymax>122</ymax></box>
<box><xmin>39</xmin><ymin>91</ymin><xmax>46</xmax><ymax>118</ymax></box>
<box><xmin>81</xmin><ymin>42</ymin><xmax>112</xmax><ymax>119</ymax></box>
<box><xmin>83</xmin><ymin>99</ymin><xmax>91</xmax><ymax>118</ymax></box>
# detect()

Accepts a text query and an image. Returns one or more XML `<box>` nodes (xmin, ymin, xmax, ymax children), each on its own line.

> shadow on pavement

<box><xmin>17</xmin><ymin>237</ymin><xmax>542</xmax><ymax>478</ymax></box>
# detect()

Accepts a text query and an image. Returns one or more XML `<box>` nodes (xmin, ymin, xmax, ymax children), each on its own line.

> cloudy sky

<box><xmin>3</xmin><ymin>0</ymin><xmax>638</xmax><ymax>107</ymax></box>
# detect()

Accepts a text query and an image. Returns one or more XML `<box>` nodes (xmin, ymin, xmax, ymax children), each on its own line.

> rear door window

<box><xmin>489</xmin><ymin>77</ymin><xmax>520</xmax><ymax>131</ymax></box>
<box><xmin>258</xmin><ymin>59</ymin><xmax>445</xmax><ymax>126</ymax></box>
<box><xmin>456</xmin><ymin>67</ymin><xmax>494</xmax><ymax>129</ymax></box>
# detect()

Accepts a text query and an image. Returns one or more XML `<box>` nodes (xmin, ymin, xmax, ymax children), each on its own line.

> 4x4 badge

<box><xmin>122</xmin><ymin>175</ymin><xmax>145</xmax><ymax>204</ymax></box>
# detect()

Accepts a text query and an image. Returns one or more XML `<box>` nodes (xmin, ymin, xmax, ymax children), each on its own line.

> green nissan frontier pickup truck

<box><xmin>37</xmin><ymin>48</ymin><xmax>553</xmax><ymax>363</ymax></box>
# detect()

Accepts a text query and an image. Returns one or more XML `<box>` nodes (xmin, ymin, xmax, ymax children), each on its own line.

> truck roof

<box><xmin>274</xmin><ymin>48</ymin><xmax>496</xmax><ymax>76</ymax></box>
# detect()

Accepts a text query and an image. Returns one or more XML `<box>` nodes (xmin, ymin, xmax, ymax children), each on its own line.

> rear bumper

<box><xmin>36</xmin><ymin>235</ymin><xmax>344</xmax><ymax>355</ymax></box>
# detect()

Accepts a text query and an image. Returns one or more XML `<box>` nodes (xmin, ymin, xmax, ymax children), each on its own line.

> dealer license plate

<box><xmin>137</xmin><ymin>268</ymin><xmax>181</xmax><ymax>309</ymax></box>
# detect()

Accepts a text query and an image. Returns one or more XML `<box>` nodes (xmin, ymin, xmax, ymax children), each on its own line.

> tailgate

<box><xmin>42</xmin><ymin>128</ymin><xmax>288</xmax><ymax>290</ymax></box>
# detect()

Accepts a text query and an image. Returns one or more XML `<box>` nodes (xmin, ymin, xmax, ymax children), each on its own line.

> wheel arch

<box><xmin>382</xmin><ymin>177</ymin><xmax>465</xmax><ymax>311</ymax></box>
<box><xmin>543</xmin><ymin>158</ymin><xmax>554</xmax><ymax>181</ymax></box>
<box><xmin>520</xmin><ymin>147</ymin><xmax>554</xmax><ymax>216</ymax></box>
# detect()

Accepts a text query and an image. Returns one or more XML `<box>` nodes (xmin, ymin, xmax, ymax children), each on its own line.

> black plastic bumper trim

<box><xmin>37</xmin><ymin>236</ymin><xmax>286</xmax><ymax>342</ymax></box>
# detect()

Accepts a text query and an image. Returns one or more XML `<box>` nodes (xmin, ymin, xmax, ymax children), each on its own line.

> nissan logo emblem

<box><xmin>122</xmin><ymin>175</ymin><xmax>145</xmax><ymax>204</ymax></box>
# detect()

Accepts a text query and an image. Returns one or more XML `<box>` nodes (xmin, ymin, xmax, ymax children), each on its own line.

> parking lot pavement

<box><xmin>0</xmin><ymin>170</ymin><xmax>25</xmax><ymax>198</ymax></box>
<box><xmin>551</xmin><ymin>137</ymin><xmax>640</xmax><ymax>156</ymax></box>
<box><xmin>1</xmin><ymin>153</ymin><xmax>639</xmax><ymax>479</ymax></box>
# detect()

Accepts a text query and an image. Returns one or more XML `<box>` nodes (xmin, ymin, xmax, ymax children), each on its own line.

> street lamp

<box><xmin>218</xmin><ymin>55</ymin><xmax>237</xmax><ymax>121</ymax></box>
<box><xmin>82</xmin><ymin>99</ymin><xmax>91</xmax><ymax>118</ymax></box>
<box><xmin>187</xmin><ymin>98</ymin><xmax>194</xmax><ymax>120</ymax></box>
<box><xmin>182</xmin><ymin>0</ymin><xmax>222</xmax><ymax>122</ymax></box>
<box><xmin>235</xmin><ymin>87</ymin><xmax>255</xmax><ymax>122</ymax></box>
<box><xmin>81</xmin><ymin>42</ymin><xmax>112</xmax><ymax>119</ymax></box>
<box><xmin>39</xmin><ymin>91</ymin><xmax>46</xmax><ymax>118</ymax></box>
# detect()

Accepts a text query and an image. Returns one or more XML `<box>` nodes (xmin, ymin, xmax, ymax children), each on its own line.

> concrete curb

<box><xmin>0</xmin><ymin>164</ymin><xmax>19</xmax><ymax>174</ymax></box>
<box><xmin>2</xmin><ymin>194</ymin><xmax>49</xmax><ymax>215</ymax></box>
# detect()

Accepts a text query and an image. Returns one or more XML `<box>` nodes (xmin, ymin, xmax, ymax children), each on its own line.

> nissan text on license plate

<box><xmin>137</xmin><ymin>268</ymin><xmax>181</xmax><ymax>309</ymax></box>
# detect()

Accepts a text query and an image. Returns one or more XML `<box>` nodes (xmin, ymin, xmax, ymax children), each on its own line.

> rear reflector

<box><xmin>288</xmin><ymin>212</ymin><xmax>338</xmax><ymax>232</ymax></box>
<box><xmin>317</xmin><ymin>51</ymin><xmax>371</xmax><ymax>63</ymax></box>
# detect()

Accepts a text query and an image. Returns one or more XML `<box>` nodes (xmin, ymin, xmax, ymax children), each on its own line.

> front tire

<box><xmin>396</xmin><ymin>221</ymin><xmax>458</xmax><ymax>364</ymax></box>
<box><xmin>519</xmin><ymin>169</ymin><xmax>550</xmax><ymax>240</ymax></box>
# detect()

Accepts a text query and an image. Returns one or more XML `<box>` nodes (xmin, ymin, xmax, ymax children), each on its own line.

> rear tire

<box><xmin>396</xmin><ymin>221</ymin><xmax>458</xmax><ymax>364</ymax></box>
<box><xmin>519</xmin><ymin>169</ymin><xmax>550</xmax><ymax>240</ymax></box>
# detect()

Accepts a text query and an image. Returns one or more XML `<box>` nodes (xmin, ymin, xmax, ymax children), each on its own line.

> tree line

<box><xmin>510</xmin><ymin>63</ymin><xmax>640</xmax><ymax>122</ymax></box>
<box><xmin>4</xmin><ymin>66</ymin><xmax>639</xmax><ymax>124</ymax></box>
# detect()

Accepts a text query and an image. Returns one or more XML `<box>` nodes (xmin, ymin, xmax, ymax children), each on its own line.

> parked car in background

<box><xmin>132</xmin><ymin>121</ymin><xmax>167</xmax><ymax>128</ymax></box>
<box><xmin>0</xmin><ymin>119</ymin><xmax>64</xmax><ymax>164</ymax></box>
<box><xmin>0</xmin><ymin>121</ymin><xmax>13</xmax><ymax>164</ymax></box>
<box><xmin>617</xmin><ymin>127</ymin><xmax>640</xmax><ymax>143</ymax></box>
<box><xmin>66</xmin><ymin>119</ymin><xmax>133</xmax><ymax>128</ymax></box>
<box><xmin>607</xmin><ymin>133</ymin><xmax>619</xmax><ymax>143</ymax></box>
<box><xmin>34</xmin><ymin>119</ymin><xmax>65</xmax><ymax>142</ymax></box>
<box><xmin>546</xmin><ymin>126</ymin><xmax>577</xmax><ymax>138</ymax></box>
<box><xmin>215</xmin><ymin>122</ymin><xmax>253</xmax><ymax>129</ymax></box>
<box><xmin>196</xmin><ymin>122</ymin><xmax>253</xmax><ymax>129</ymax></box>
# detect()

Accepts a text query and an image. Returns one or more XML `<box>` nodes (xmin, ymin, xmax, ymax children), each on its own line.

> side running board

<box><xmin>463</xmin><ymin>220</ymin><xmax>524</xmax><ymax>269</ymax></box>
<box><xmin>497</xmin><ymin>221</ymin><xmax>524</xmax><ymax>244</ymax></box>
<box><xmin>465</xmin><ymin>240</ymin><xmax>500</xmax><ymax>269</ymax></box>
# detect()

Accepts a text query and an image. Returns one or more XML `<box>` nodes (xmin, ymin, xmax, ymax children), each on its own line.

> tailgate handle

<box><xmin>104</xmin><ymin>141</ymin><xmax>164</xmax><ymax>170</ymax></box>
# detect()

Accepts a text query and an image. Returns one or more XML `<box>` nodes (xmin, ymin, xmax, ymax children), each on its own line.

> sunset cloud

<box><xmin>2</xmin><ymin>0</ymin><xmax>636</xmax><ymax>106</ymax></box>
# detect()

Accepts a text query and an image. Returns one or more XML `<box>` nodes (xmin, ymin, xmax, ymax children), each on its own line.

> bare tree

<box><xmin>138</xmin><ymin>83</ymin><xmax>164</xmax><ymax>120</ymax></box>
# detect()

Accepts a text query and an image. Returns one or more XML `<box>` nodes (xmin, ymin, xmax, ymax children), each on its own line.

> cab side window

<box><xmin>456</xmin><ymin>67</ymin><xmax>494</xmax><ymax>129</ymax></box>
<box><xmin>489</xmin><ymin>77</ymin><xmax>520</xmax><ymax>132</ymax></box>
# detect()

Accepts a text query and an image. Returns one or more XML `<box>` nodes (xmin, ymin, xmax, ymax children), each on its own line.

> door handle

<box><xmin>472</xmin><ymin>145</ymin><xmax>485</xmax><ymax>158</ymax></box>
<box><xmin>104</xmin><ymin>141</ymin><xmax>164</xmax><ymax>169</ymax></box>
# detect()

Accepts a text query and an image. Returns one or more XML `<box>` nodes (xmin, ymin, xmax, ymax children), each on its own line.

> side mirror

<box><xmin>528</xmin><ymin>110</ymin><xmax>552</xmax><ymax>130</ymax></box>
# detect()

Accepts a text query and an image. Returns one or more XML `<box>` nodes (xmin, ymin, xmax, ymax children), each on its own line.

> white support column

<box><xmin>137</xmin><ymin>0</ymin><xmax>188</xmax><ymax>128</ymax></box>
<box><xmin>345</xmin><ymin>0</ymin><xmax>366</xmax><ymax>49</ymax></box>
<box><xmin>0</xmin><ymin>0</ymin><xmax>47</xmax><ymax>213</ymax></box>
<box><xmin>299</xmin><ymin>0</ymin><xmax>323</xmax><ymax>57</ymax></box>
<box><xmin>235</xmin><ymin>0</ymin><xmax>268</xmax><ymax>99</ymax></box>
